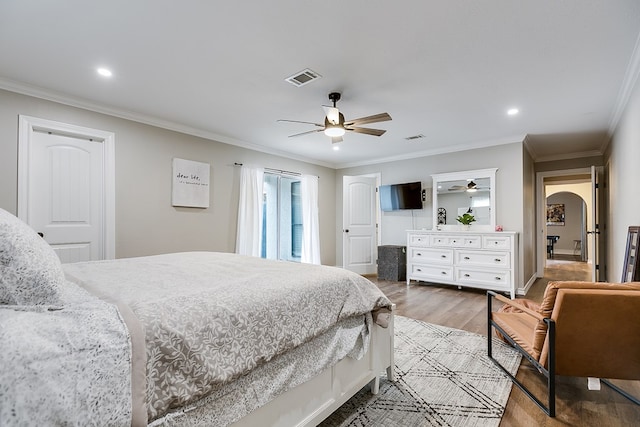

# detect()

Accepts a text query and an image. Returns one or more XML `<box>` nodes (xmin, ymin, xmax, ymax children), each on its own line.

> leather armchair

<box><xmin>487</xmin><ymin>280</ymin><xmax>640</xmax><ymax>417</ymax></box>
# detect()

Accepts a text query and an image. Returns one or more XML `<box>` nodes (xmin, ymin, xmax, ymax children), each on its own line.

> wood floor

<box><xmin>370</xmin><ymin>257</ymin><xmax>640</xmax><ymax>427</ymax></box>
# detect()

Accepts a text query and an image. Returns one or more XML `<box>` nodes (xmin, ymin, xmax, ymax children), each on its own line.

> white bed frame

<box><xmin>232</xmin><ymin>307</ymin><xmax>396</xmax><ymax>427</ymax></box>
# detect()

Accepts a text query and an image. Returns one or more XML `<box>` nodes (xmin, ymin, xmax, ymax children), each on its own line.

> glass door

<box><xmin>262</xmin><ymin>173</ymin><xmax>302</xmax><ymax>262</ymax></box>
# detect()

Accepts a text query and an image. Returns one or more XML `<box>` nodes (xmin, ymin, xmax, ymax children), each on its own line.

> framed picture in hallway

<box><xmin>546</xmin><ymin>203</ymin><xmax>565</xmax><ymax>226</ymax></box>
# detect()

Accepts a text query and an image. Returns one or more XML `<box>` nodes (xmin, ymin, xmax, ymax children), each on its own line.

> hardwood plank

<box><xmin>371</xmin><ymin>262</ymin><xmax>640</xmax><ymax>426</ymax></box>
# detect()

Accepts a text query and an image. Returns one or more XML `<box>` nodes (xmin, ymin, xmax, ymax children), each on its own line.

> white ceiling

<box><xmin>1</xmin><ymin>1</ymin><xmax>639</xmax><ymax>169</ymax></box>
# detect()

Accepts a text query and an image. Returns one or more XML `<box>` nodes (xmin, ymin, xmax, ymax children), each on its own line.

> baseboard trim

<box><xmin>518</xmin><ymin>273</ymin><xmax>537</xmax><ymax>296</ymax></box>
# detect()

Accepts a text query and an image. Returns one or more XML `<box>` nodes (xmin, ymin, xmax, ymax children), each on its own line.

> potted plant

<box><xmin>456</xmin><ymin>213</ymin><xmax>476</xmax><ymax>230</ymax></box>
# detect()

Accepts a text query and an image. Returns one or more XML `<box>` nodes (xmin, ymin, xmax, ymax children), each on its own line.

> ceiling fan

<box><xmin>277</xmin><ymin>92</ymin><xmax>392</xmax><ymax>144</ymax></box>
<box><xmin>448</xmin><ymin>181</ymin><xmax>489</xmax><ymax>192</ymax></box>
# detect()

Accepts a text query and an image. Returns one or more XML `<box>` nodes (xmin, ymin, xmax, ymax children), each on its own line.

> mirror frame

<box><xmin>431</xmin><ymin>168</ymin><xmax>497</xmax><ymax>231</ymax></box>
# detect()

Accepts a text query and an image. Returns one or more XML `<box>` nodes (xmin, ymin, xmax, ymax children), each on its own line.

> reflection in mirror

<box><xmin>431</xmin><ymin>169</ymin><xmax>497</xmax><ymax>230</ymax></box>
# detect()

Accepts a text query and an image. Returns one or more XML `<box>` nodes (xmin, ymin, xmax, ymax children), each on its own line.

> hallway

<box><xmin>545</xmin><ymin>254</ymin><xmax>591</xmax><ymax>282</ymax></box>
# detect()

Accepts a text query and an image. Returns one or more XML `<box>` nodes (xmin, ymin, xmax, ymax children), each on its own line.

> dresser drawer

<box><xmin>456</xmin><ymin>268</ymin><xmax>510</xmax><ymax>289</ymax></box>
<box><xmin>459</xmin><ymin>236</ymin><xmax>481</xmax><ymax>248</ymax></box>
<box><xmin>408</xmin><ymin>233</ymin><xmax>430</xmax><ymax>247</ymax></box>
<box><xmin>430</xmin><ymin>234</ymin><xmax>482</xmax><ymax>248</ymax></box>
<box><xmin>483</xmin><ymin>235</ymin><xmax>512</xmax><ymax>250</ymax></box>
<box><xmin>410</xmin><ymin>264</ymin><xmax>453</xmax><ymax>281</ymax></box>
<box><xmin>430</xmin><ymin>235</ymin><xmax>453</xmax><ymax>246</ymax></box>
<box><xmin>409</xmin><ymin>248</ymin><xmax>453</xmax><ymax>265</ymax></box>
<box><xmin>455</xmin><ymin>250</ymin><xmax>510</xmax><ymax>268</ymax></box>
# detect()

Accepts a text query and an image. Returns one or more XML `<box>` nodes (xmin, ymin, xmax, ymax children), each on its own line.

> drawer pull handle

<box><xmin>417</xmin><ymin>253</ymin><xmax>422</xmax><ymax>256</ymax></box>
<box><xmin>416</xmin><ymin>268</ymin><xmax>422</xmax><ymax>272</ymax></box>
<box><xmin>494</xmin><ymin>241</ymin><xmax>498</xmax><ymax>245</ymax></box>
<box><xmin>494</xmin><ymin>258</ymin><xmax>502</xmax><ymax>262</ymax></box>
<box><xmin>495</xmin><ymin>277</ymin><xmax>501</xmax><ymax>280</ymax></box>
<box><xmin>468</xmin><ymin>240</ymin><xmax>473</xmax><ymax>244</ymax></box>
<box><xmin>441</xmin><ymin>271</ymin><xmax>447</xmax><ymax>275</ymax></box>
<box><xmin>464</xmin><ymin>274</ymin><xmax>470</xmax><ymax>277</ymax></box>
<box><xmin>441</xmin><ymin>255</ymin><xmax>447</xmax><ymax>258</ymax></box>
<box><xmin>452</xmin><ymin>240</ymin><xmax>457</xmax><ymax>243</ymax></box>
<box><xmin>464</xmin><ymin>256</ymin><xmax>470</xmax><ymax>260</ymax></box>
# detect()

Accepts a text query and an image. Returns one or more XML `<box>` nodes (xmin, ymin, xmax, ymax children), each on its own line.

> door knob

<box><xmin>344</xmin><ymin>229</ymin><xmax>349</xmax><ymax>233</ymax></box>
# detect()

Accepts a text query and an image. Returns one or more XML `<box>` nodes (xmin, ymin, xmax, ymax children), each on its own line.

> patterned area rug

<box><xmin>320</xmin><ymin>316</ymin><xmax>522</xmax><ymax>427</ymax></box>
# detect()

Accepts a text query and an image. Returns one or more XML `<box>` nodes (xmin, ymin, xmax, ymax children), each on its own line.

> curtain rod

<box><xmin>234</xmin><ymin>162</ymin><xmax>317</xmax><ymax>178</ymax></box>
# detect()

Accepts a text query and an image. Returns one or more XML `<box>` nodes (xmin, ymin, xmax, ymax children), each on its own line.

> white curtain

<box><xmin>235</xmin><ymin>165</ymin><xmax>264</xmax><ymax>257</ymax></box>
<box><xmin>300</xmin><ymin>174</ymin><xmax>321</xmax><ymax>264</ymax></box>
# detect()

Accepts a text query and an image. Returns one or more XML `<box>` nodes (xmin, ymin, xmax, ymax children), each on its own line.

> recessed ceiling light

<box><xmin>332</xmin><ymin>145</ymin><xmax>340</xmax><ymax>151</ymax></box>
<box><xmin>507</xmin><ymin>108</ymin><xmax>519</xmax><ymax>116</ymax></box>
<box><xmin>97</xmin><ymin>68</ymin><xmax>112</xmax><ymax>77</ymax></box>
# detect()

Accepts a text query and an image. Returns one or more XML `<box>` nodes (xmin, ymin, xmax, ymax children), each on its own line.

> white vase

<box><xmin>460</xmin><ymin>224</ymin><xmax>471</xmax><ymax>231</ymax></box>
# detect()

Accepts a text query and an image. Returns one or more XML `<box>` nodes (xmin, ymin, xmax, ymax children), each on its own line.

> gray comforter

<box><xmin>63</xmin><ymin>252</ymin><xmax>392</xmax><ymax>424</ymax></box>
<box><xmin>0</xmin><ymin>280</ymin><xmax>133</xmax><ymax>426</ymax></box>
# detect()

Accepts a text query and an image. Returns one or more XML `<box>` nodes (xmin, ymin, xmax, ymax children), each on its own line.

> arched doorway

<box><xmin>545</xmin><ymin>190</ymin><xmax>590</xmax><ymax>281</ymax></box>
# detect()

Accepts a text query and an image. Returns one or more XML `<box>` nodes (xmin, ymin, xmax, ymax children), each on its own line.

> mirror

<box><xmin>431</xmin><ymin>168</ymin><xmax>497</xmax><ymax>230</ymax></box>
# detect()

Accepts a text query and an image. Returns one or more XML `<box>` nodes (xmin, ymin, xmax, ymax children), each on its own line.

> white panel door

<box><xmin>343</xmin><ymin>175</ymin><xmax>377</xmax><ymax>274</ymax></box>
<box><xmin>28</xmin><ymin>131</ymin><xmax>105</xmax><ymax>263</ymax></box>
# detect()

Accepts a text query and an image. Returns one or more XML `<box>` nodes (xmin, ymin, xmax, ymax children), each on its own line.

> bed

<box><xmin>0</xmin><ymin>208</ymin><xmax>394</xmax><ymax>426</ymax></box>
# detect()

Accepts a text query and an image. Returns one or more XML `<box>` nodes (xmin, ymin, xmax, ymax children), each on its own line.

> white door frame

<box><xmin>361</xmin><ymin>172</ymin><xmax>382</xmax><ymax>248</ymax></box>
<box><xmin>535</xmin><ymin>167</ymin><xmax>590</xmax><ymax>277</ymax></box>
<box><xmin>18</xmin><ymin>115</ymin><xmax>116</xmax><ymax>259</ymax></box>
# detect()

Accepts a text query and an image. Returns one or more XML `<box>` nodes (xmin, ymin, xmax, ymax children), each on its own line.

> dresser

<box><xmin>406</xmin><ymin>230</ymin><xmax>518</xmax><ymax>299</ymax></box>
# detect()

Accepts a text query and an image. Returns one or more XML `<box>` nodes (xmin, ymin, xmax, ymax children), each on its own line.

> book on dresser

<box><xmin>406</xmin><ymin>230</ymin><xmax>518</xmax><ymax>299</ymax></box>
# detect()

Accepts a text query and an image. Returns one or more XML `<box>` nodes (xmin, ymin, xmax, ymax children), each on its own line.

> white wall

<box><xmin>0</xmin><ymin>89</ymin><xmax>338</xmax><ymax>264</ymax></box>
<box><xmin>607</xmin><ymin>69</ymin><xmax>640</xmax><ymax>281</ymax></box>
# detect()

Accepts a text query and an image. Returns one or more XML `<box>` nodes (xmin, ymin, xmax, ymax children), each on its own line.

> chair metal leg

<box><xmin>487</xmin><ymin>291</ymin><xmax>556</xmax><ymax>417</ymax></box>
<box><xmin>602</xmin><ymin>379</ymin><xmax>640</xmax><ymax>406</ymax></box>
<box><xmin>547</xmin><ymin>320</ymin><xmax>556</xmax><ymax>417</ymax></box>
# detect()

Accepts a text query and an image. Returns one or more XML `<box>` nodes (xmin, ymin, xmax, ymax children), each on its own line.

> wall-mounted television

<box><xmin>380</xmin><ymin>181</ymin><xmax>423</xmax><ymax>211</ymax></box>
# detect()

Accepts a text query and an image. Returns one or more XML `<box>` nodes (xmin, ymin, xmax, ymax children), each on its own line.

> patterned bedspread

<box><xmin>63</xmin><ymin>252</ymin><xmax>392</xmax><ymax>423</ymax></box>
<box><xmin>0</xmin><ymin>280</ymin><xmax>133</xmax><ymax>426</ymax></box>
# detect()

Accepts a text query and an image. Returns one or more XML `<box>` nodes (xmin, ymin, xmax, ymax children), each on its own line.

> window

<box><xmin>262</xmin><ymin>173</ymin><xmax>302</xmax><ymax>262</ymax></box>
<box><xmin>471</xmin><ymin>196</ymin><xmax>490</xmax><ymax>207</ymax></box>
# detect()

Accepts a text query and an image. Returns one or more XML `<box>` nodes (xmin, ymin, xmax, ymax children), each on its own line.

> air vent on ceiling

<box><xmin>285</xmin><ymin>68</ymin><xmax>322</xmax><ymax>87</ymax></box>
<box><xmin>405</xmin><ymin>134</ymin><xmax>426</xmax><ymax>141</ymax></box>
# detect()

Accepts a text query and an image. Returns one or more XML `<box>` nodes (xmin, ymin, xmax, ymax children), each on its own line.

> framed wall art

<box><xmin>172</xmin><ymin>158</ymin><xmax>210</xmax><ymax>208</ymax></box>
<box><xmin>546</xmin><ymin>203</ymin><xmax>565</xmax><ymax>226</ymax></box>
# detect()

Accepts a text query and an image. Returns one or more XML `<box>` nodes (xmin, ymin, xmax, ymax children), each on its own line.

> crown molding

<box><xmin>335</xmin><ymin>134</ymin><xmax>526</xmax><ymax>169</ymax></box>
<box><xmin>534</xmin><ymin>149</ymin><xmax>603</xmax><ymax>163</ymax></box>
<box><xmin>0</xmin><ymin>78</ymin><xmax>335</xmax><ymax>169</ymax></box>
<box><xmin>608</xmin><ymin>29</ymin><xmax>640</xmax><ymax>135</ymax></box>
<box><xmin>522</xmin><ymin>134</ymin><xmax>539</xmax><ymax>160</ymax></box>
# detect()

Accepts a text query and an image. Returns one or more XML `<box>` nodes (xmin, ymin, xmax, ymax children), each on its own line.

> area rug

<box><xmin>320</xmin><ymin>316</ymin><xmax>522</xmax><ymax>427</ymax></box>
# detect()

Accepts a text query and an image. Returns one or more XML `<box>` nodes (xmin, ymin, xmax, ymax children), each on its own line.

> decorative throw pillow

<box><xmin>0</xmin><ymin>208</ymin><xmax>64</xmax><ymax>305</ymax></box>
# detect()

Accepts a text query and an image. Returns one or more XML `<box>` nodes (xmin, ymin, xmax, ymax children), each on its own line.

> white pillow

<box><xmin>0</xmin><ymin>208</ymin><xmax>64</xmax><ymax>305</ymax></box>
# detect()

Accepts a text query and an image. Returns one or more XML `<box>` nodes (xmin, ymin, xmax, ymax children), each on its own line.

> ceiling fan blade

<box><xmin>277</xmin><ymin>119</ymin><xmax>324</xmax><ymax>127</ymax></box>
<box><xmin>344</xmin><ymin>112</ymin><xmax>392</xmax><ymax>126</ymax></box>
<box><xmin>288</xmin><ymin>129</ymin><xmax>324</xmax><ymax>138</ymax></box>
<box><xmin>331</xmin><ymin>136</ymin><xmax>343</xmax><ymax>144</ymax></box>
<box><xmin>346</xmin><ymin>127</ymin><xmax>386</xmax><ymax>136</ymax></box>
<box><xmin>322</xmin><ymin>106</ymin><xmax>341</xmax><ymax>125</ymax></box>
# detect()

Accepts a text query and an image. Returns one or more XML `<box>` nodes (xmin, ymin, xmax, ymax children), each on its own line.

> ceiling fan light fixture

<box><xmin>323</xmin><ymin>106</ymin><xmax>340</xmax><ymax>125</ymax></box>
<box><xmin>324</xmin><ymin>125</ymin><xmax>345</xmax><ymax>137</ymax></box>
